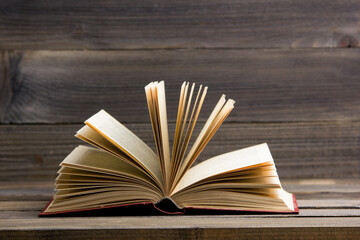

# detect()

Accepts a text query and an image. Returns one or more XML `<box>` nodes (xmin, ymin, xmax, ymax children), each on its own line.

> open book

<box><xmin>40</xmin><ymin>81</ymin><xmax>298</xmax><ymax>216</ymax></box>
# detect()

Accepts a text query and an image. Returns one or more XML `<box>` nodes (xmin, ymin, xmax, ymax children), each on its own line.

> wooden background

<box><xmin>0</xmin><ymin>0</ymin><xmax>359</xmax><ymax>182</ymax></box>
<box><xmin>0</xmin><ymin>1</ymin><xmax>360</xmax><ymax>238</ymax></box>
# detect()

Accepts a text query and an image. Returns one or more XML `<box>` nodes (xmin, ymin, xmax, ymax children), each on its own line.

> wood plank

<box><xmin>1</xmin><ymin>122</ymin><xmax>359</xmax><ymax>182</ymax></box>
<box><xmin>0</xmin><ymin>216</ymin><xmax>360</xmax><ymax>239</ymax></box>
<box><xmin>0</xmin><ymin>0</ymin><xmax>359</xmax><ymax>49</ymax></box>
<box><xmin>3</xmin><ymin>228</ymin><xmax>359</xmax><ymax>240</ymax></box>
<box><xmin>0</xmin><ymin>201</ymin><xmax>46</xmax><ymax>211</ymax></box>
<box><xmin>282</xmin><ymin>181</ymin><xmax>360</xmax><ymax>193</ymax></box>
<box><xmin>0</xmin><ymin>216</ymin><xmax>359</xmax><ymax>229</ymax></box>
<box><xmin>0</xmin><ymin>52</ymin><xmax>11</xmax><ymax>122</ymax></box>
<box><xmin>299</xmin><ymin>199</ymin><xmax>360</xmax><ymax>209</ymax></box>
<box><xmin>0</xmin><ymin>183</ymin><xmax>359</xmax><ymax>238</ymax></box>
<box><xmin>1</xmin><ymin>227</ymin><xmax>360</xmax><ymax>240</ymax></box>
<box><xmin>1</xmin><ymin>49</ymin><xmax>360</xmax><ymax>123</ymax></box>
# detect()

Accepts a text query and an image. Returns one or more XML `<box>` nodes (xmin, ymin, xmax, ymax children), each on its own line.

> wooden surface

<box><xmin>0</xmin><ymin>0</ymin><xmax>359</xmax><ymax>50</ymax></box>
<box><xmin>1</xmin><ymin>0</ymin><xmax>359</xmax><ymax>238</ymax></box>
<box><xmin>0</xmin><ymin>179</ymin><xmax>359</xmax><ymax>239</ymax></box>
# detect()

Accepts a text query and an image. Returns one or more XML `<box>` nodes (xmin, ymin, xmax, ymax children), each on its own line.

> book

<box><xmin>40</xmin><ymin>81</ymin><xmax>298</xmax><ymax>216</ymax></box>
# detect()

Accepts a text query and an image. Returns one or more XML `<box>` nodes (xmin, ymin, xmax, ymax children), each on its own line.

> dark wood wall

<box><xmin>0</xmin><ymin>0</ymin><xmax>359</xmax><ymax>182</ymax></box>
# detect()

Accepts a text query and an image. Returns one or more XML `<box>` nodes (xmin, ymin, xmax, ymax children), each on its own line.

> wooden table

<box><xmin>1</xmin><ymin>179</ymin><xmax>359</xmax><ymax>239</ymax></box>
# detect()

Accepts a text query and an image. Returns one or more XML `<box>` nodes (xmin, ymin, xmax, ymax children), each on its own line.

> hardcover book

<box><xmin>40</xmin><ymin>81</ymin><xmax>298</xmax><ymax>216</ymax></box>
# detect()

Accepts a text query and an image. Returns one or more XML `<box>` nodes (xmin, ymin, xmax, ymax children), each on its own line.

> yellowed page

<box><xmin>176</xmin><ymin>83</ymin><xmax>194</xmax><ymax>161</ymax></box>
<box><xmin>85</xmin><ymin>109</ymin><xmax>162</xmax><ymax>186</ymax></box>
<box><xmin>171</xmin><ymin>85</ymin><xmax>208</xmax><ymax>186</ymax></box>
<box><xmin>76</xmin><ymin>125</ymin><xmax>137</xmax><ymax>165</ymax></box>
<box><xmin>173</xmin><ymin>85</ymin><xmax>206</xmax><ymax>180</ymax></box>
<box><xmin>145</xmin><ymin>81</ymin><xmax>171</xmax><ymax>193</ymax></box>
<box><xmin>171</xmin><ymin>82</ymin><xmax>186</xmax><ymax>168</ymax></box>
<box><xmin>177</xmin><ymin>95</ymin><xmax>226</xmax><ymax>173</ymax></box>
<box><xmin>145</xmin><ymin>82</ymin><xmax>161</xmax><ymax>161</ymax></box>
<box><xmin>155</xmin><ymin>81</ymin><xmax>171</xmax><ymax>190</ymax></box>
<box><xmin>56</xmin><ymin>174</ymin><xmax>121</xmax><ymax>182</ymax></box>
<box><xmin>171</xmin><ymin>83</ymin><xmax>189</xmax><ymax>169</ymax></box>
<box><xmin>173</xmin><ymin>96</ymin><xmax>234</xmax><ymax>188</ymax></box>
<box><xmin>59</xmin><ymin>166</ymin><xmax>130</xmax><ymax>180</ymax></box>
<box><xmin>172</xmin><ymin>189</ymin><xmax>294</xmax><ymax>212</ymax></box>
<box><xmin>170</xmin><ymin>82</ymin><xmax>187</xmax><ymax>181</ymax></box>
<box><xmin>172</xmin><ymin>143</ymin><xmax>275</xmax><ymax>194</ymax></box>
<box><xmin>45</xmin><ymin>190</ymin><xmax>160</xmax><ymax>213</ymax></box>
<box><xmin>55</xmin><ymin>185</ymin><xmax>162</xmax><ymax>199</ymax></box>
<box><xmin>171</xmin><ymin>83</ymin><xmax>193</xmax><ymax>182</ymax></box>
<box><xmin>61</xmin><ymin>145</ymin><xmax>155</xmax><ymax>185</ymax></box>
<box><xmin>57</xmin><ymin>164</ymin><xmax>161</xmax><ymax>193</ymax></box>
<box><xmin>182</xmin><ymin>99</ymin><xmax>235</xmax><ymax>171</ymax></box>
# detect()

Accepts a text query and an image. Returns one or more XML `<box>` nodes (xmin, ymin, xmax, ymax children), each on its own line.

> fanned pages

<box><xmin>84</xmin><ymin>110</ymin><xmax>162</xmax><ymax>189</ymax></box>
<box><xmin>40</xmin><ymin>82</ymin><xmax>298</xmax><ymax>216</ymax></box>
<box><xmin>145</xmin><ymin>81</ymin><xmax>171</xmax><ymax>194</ymax></box>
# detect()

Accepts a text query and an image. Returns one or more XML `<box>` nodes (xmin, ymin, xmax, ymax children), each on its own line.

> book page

<box><xmin>156</xmin><ymin>81</ymin><xmax>171</xmax><ymax>184</ymax></box>
<box><xmin>55</xmin><ymin>185</ymin><xmax>162</xmax><ymax>199</ymax></box>
<box><xmin>85</xmin><ymin>110</ymin><xmax>162</xmax><ymax>186</ymax></box>
<box><xmin>172</xmin><ymin>143</ymin><xmax>274</xmax><ymax>194</ymax></box>
<box><xmin>170</xmin><ymin>84</ymin><xmax>207</xmax><ymax>187</ymax></box>
<box><xmin>75</xmin><ymin>125</ymin><xmax>162</xmax><ymax>187</ymax></box>
<box><xmin>45</xmin><ymin>190</ymin><xmax>160</xmax><ymax>213</ymax></box>
<box><xmin>172</xmin><ymin>97</ymin><xmax>234</xmax><ymax>188</ymax></box>
<box><xmin>172</xmin><ymin>189</ymin><xmax>294</xmax><ymax>212</ymax></box>
<box><xmin>61</xmin><ymin>145</ymin><xmax>155</xmax><ymax>185</ymax></box>
<box><xmin>56</xmin><ymin>167</ymin><xmax>162</xmax><ymax>197</ymax></box>
<box><xmin>171</xmin><ymin>82</ymin><xmax>186</xmax><ymax>163</ymax></box>
<box><xmin>76</xmin><ymin>125</ymin><xmax>137</xmax><ymax>165</ymax></box>
<box><xmin>145</xmin><ymin>81</ymin><xmax>171</xmax><ymax>193</ymax></box>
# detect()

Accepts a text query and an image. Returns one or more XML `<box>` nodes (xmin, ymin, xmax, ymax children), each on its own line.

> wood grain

<box><xmin>0</xmin><ymin>218</ymin><xmax>359</xmax><ymax>240</ymax></box>
<box><xmin>1</xmin><ymin>227</ymin><xmax>358</xmax><ymax>240</ymax></box>
<box><xmin>1</xmin><ymin>0</ymin><xmax>359</xmax><ymax>237</ymax></box>
<box><xmin>0</xmin><ymin>181</ymin><xmax>359</xmax><ymax>239</ymax></box>
<box><xmin>1</xmin><ymin>49</ymin><xmax>360</xmax><ymax>123</ymax></box>
<box><xmin>0</xmin><ymin>52</ymin><xmax>11</xmax><ymax>122</ymax></box>
<box><xmin>0</xmin><ymin>122</ymin><xmax>359</xmax><ymax>182</ymax></box>
<box><xmin>0</xmin><ymin>0</ymin><xmax>359</xmax><ymax>49</ymax></box>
